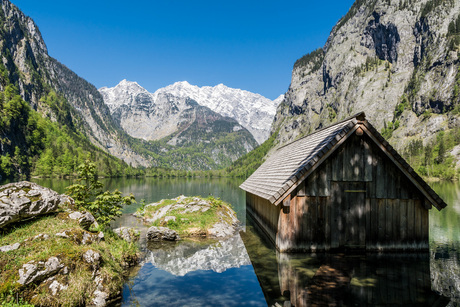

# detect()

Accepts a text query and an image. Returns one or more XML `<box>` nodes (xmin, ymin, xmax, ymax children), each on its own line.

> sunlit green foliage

<box><xmin>402</xmin><ymin>130</ymin><xmax>460</xmax><ymax>180</ymax></box>
<box><xmin>66</xmin><ymin>160</ymin><xmax>135</xmax><ymax>226</ymax></box>
<box><xmin>226</xmin><ymin>131</ymin><xmax>278</xmax><ymax>179</ymax></box>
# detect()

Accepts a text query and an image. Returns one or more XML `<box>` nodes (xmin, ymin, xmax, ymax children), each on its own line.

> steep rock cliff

<box><xmin>272</xmin><ymin>0</ymin><xmax>460</xmax><ymax>165</ymax></box>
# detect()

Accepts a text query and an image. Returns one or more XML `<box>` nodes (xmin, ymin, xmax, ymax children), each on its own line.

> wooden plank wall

<box><xmin>284</xmin><ymin>133</ymin><xmax>429</xmax><ymax>251</ymax></box>
<box><xmin>246</xmin><ymin>192</ymin><xmax>280</xmax><ymax>245</ymax></box>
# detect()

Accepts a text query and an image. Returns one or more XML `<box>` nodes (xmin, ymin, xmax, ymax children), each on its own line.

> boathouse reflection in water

<box><xmin>241</xmin><ymin>215</ymin><xmax>449</xmax><ymax>306</ymax></box>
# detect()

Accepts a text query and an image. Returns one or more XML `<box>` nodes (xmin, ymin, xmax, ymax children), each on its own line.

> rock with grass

<box><xmin>138</xmin><ymin>196</ymin><xmax>239</xmax><ymax>239</ymax></box>
<box><xmin>18</xmin><ymin>257</ymin><xmax>64</xmax><ymax>285</ymax></box>
<box><xmin>0</xmin><ymin>181</ymin><xmax>73</xmax><ymax>229</ymax></box>
<box><xmin>68</xmin><ymin>210</ymin><xmax>98</xmax><ymax>230</ymax></box>
<box><xmin>113</xmin><ymin>227</ymin><xmax>140</xmax><ymax>242</ymax></box>
<box><xmin>0</xmin><ymin>184</ymin><xmax>139</xmax><ymax>306</ymax></box>
<box><xmin>55</xmin><ymin>229</ymin><xmax>104</xmax><ymax>245</ymax></box>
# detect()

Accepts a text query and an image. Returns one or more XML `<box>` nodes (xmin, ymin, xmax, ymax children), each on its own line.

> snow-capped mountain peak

<box><xmin>153</xmin><ymin>81</ymin><xmax>281</xmax><ymax>143</ymax></box>
<box><xmin>99</xmin><ymin>79</ymin><xmax>152</xmax><ymax>112</ymax></box>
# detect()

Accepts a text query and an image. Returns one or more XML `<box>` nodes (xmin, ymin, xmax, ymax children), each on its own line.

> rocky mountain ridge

<box><xmin>100</xmin><ymin>80</ymin><xmax>282</xmax><ymax>144</ymax></box>
<box><xmin>99</xmin><ymin>80</ymin><xmax>258</xmax><ymax>170</ymax></box>
<box><xmin>153</xmin><ymin>81</ymin><xmax>283</xmax><ymax>144</ymax></box>
<box><xmin>272</xmin><ymin>0</ymin><xmax>460</xmax><ymax>166</ymax></box>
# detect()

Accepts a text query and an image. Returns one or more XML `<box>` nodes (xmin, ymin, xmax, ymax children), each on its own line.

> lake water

<box><xmin>31</xmin><ymin>177</ymin><xmax>460</xmax><ymax>306</ymax></box>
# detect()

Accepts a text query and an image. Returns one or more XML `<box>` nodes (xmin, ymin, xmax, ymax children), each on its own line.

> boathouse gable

<box><xmin>240</xmin><ymin>112</ymin><xmax>447</xmax><ymax>252</ymax></box>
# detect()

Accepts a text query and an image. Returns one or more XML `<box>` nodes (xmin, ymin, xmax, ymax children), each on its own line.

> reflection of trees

<box><xmin>429</xmin><ymin>182</ymin><xmax>460</xmax><ymax>303</ymax></box>
<box><xmin>430</xmin><ymin>245</ymin><xmax>460</xmax><ymax>303</ymax></box>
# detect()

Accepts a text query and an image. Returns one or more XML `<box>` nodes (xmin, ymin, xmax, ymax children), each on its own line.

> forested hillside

<box><xmin>0</xmin><ymin>0</ymin><xmax>151</xmax><ymax>176</ymax></box>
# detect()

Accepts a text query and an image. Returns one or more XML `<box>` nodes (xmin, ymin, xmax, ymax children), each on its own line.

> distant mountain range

<box><xmin>100</xmin><ymin>80</ymin><xmax>282</xmax><ymax>144</ymax></box>
<box><xmin>99</xmin><ymin>80</ymin><xmax>262</xmax><ymax>170</ymax></box>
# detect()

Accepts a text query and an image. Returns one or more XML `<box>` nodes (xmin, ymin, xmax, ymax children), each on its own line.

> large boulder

<box><xmin>0</xmin><ymin>181</ymin><xmax>73</xmax><ymax>229</ymax></box>
<box><xmin>147</xmin><ymin>226</ymin><xmax>180</xmax><ymax>241</ymax></box>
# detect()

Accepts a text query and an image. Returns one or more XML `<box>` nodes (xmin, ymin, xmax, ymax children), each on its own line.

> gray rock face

<box><xmin>18</xmin><ymin>257</ymin><xmax>64</xmax><ymax>285</ymax></box>
<box><xmin>0</xmin><ymin>181</ymin><xmax>73</xmax><ymax>229</ymax></box>
<box><xmin>271</xmin><ymin>0</ymin><xmax>460</xmax><ymax>163</ymax></box>
<box><xmin>151</xmin><ymin>81</ymin><xmax>283</xmax><ymax>144</ymax></box>
<box><xmin>147</xmin><ymin>226</ymin><xmax>180</xmax><ymax>241</ymax></box>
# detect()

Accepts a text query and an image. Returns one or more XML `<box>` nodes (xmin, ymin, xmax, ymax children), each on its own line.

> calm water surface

<box><xmin>31</xmin><ymin>178</ymin><xmax>460</xmax><ymax>306</ymax></box>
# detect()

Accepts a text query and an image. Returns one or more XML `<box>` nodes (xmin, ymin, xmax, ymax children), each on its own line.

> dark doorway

<box><xmin>331</xmin><ymin>181</ymin><xmax>366</xmax><ymax>250</ymax></box>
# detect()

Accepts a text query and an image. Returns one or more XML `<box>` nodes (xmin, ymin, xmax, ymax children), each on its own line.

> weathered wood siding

<box><xmin>246</xmin><ymin>192</ymin><xmax>280</xmax><ymax>244</ymax></box>
<box><xmin>247</xmin><ymin>131</ymin><xmax>430</xmax><ymax>252</ymax></box>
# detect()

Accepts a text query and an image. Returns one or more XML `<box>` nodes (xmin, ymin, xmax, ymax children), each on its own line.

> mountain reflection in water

<box><xmin>122</xmin><ymin>233</ymin><xmax>266</xmax><ymax>306</ymax></box>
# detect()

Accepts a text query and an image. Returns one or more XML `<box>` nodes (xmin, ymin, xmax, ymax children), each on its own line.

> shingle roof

<box><xmin>240</xmin><ymin>112</ymin><xmax>447</xmax><ymax>211</ymax></box>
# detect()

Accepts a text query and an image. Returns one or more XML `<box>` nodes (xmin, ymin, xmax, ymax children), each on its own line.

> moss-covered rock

<box><xmin>0</xmin><ymin>181</ymin><xmax>74</xmax><ymax>229</ymax></box>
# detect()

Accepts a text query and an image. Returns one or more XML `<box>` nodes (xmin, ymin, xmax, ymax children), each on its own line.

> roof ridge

<box><xmin>275</xmin><ymin>112</ymin><xmax>365</xmax><ymax>151</ymax></box>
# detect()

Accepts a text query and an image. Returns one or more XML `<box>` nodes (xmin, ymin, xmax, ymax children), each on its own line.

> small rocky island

<box><xmin>135</xmin><ymin>195</ymin><xmax>240</xmax><ymax>242</ymax></box>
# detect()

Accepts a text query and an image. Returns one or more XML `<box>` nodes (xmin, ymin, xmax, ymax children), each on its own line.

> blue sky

<box><xmin>14</xmin><ymin>0</ymin><xmax>355</xmax><ymax>100</ymax></box>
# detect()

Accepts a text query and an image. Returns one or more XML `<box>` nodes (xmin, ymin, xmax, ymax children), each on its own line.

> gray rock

<box><xmin>49</xmin><ymin>279</ymin><xmax>68</xmax><ymax>296</ymax></box>
<box><xmin>83</xmin><ymin>249</ymin><xmax>101</xmax><ymax>265</ymax></box>
<box><xmin>163</xmin><ymin>216</ymin><xmax>176</xmax><ymax>223</ymax></box>
<box><xmin>68</xmin><ymin>211</ymin><xmax>98</xmax><ymax>230</ymax></box>
<box><xmin>18</xmin><ymin>256</ymin><xmax>64</xmax><ymax>285</ymax></box>
<box><xmin>269</xmin><ymin>0</ymin><xmax>460</xmax><ymax>167</ymax></box>
<box><xmin>0</xmin><ymin>181</ymin><xmax>73</xmax><ymax>229</ymax></box>
<box><xmin>92</xmin><ymin>289</ymin><xmax>109</xmax><ymax>307</ymax></box>
<box><xmin>113</xmin><ymin>227</ymin><xmax>140</xmax><ymax>242</ymax></box>
<box><xmin>207</xmin><ymin>222</ymin><xmax>237</xmax><ymax>238</ymax></box>
<box><xmin>147</xmin><ymin>226</ymin><xmax>179</xmax><ymax>241</ymax></box>
<box><xmin>92</xmin><ymin>275</ymin><xmax>109</xmax><ymax>307</ymax></box>
<box><xmin>0</xmin><ymin>242</ymin><xmax>20</xmax><ymax>252</ymax></box>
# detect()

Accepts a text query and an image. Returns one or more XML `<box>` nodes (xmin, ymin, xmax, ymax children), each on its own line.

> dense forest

<box><xmin>0</xmin><ymin>80</ymin><xmax>142</xmax><ymax>180</ymax></box>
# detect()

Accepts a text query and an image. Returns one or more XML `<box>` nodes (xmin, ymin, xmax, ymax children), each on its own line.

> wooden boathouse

<box><xmin>240</xmin><ymin>112</ymin><xmax>447</xmax><ymax>252</ymax></box>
